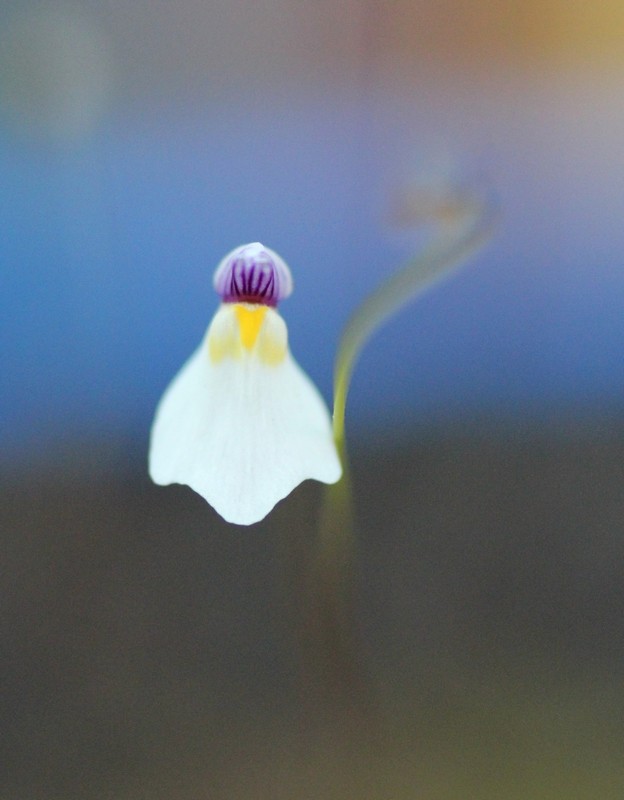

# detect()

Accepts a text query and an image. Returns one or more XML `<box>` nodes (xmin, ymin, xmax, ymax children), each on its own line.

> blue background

<box><xmin>1</xmin><ymin>3</ymin><xmax>624</xmax><ymax>465</ymax></box>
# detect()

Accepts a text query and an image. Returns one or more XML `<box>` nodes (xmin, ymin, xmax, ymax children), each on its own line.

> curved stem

<box><xmin>333</xmin><ymin>191</ymin><xmax>495</xmax><ymax>448</ymax></box>
<box><xmin>303</xmin><ymin>185</ymin><xmax>495</xmax><ymax>742</ymax></box>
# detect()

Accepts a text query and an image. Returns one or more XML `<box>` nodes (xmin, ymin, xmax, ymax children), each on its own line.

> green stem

<box><xmin>333</xmin><ymin>191</ymin><xmax>495</xmax><ymax>448</ymax></box>
<box><xmin>303</xmin><ymin>186</ymin><xmax>494</xmax><ymax>741</ymax></box>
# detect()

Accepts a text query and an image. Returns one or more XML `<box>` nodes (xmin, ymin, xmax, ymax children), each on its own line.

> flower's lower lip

<box><xmin>149</xmin><ymin>299</ymin><xmax>341</xmax><ymax>525</ymax></box>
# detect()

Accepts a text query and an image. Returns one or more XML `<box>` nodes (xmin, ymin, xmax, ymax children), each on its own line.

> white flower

<box><xmin>149</xmin><ymin>243</ymin><xmax>342</xmax><ymax>525</ymax></box>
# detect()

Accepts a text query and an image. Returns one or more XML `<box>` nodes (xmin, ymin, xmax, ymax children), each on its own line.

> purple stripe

<box><xmin>213</xmin><ymin>243</ymin><xmax>293</xmax><ymax>307</ymax></box>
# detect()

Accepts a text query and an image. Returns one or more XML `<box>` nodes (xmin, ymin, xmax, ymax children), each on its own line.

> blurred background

<box><xmin>1</xmin><ymin>2</ymin><xmax>623</xmax><ymax>798</ymax></box>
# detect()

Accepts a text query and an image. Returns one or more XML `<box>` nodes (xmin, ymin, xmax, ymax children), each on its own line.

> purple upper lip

<box><xmin>213</xmin><ymin>243</ymin><xmax>293</xmax><ymax>307</ymax></box>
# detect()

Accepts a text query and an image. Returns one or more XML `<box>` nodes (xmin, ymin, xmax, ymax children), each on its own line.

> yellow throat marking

<box><xmin>234</xmin><ymin>304</ymin><xmax>267</xmax><ymax>349</ymax></box>
<box><xmin>208</xmin><ymin>303</ymin><xmax>287</xmax><ymax>365</ymax></box>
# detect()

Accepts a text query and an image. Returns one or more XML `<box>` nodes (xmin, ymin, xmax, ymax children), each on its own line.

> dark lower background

<box><xmin>3</xmin><ymin>421</ymin><xmax>623</xmax><ymax>799</ymax></box>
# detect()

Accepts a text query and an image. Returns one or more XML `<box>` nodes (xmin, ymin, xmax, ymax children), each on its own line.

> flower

<box><xmin>149</xmin><ymin>242</ymin><xmax>342</xmax><ymax>525</ymax></box>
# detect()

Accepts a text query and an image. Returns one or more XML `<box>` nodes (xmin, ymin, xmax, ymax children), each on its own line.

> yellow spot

<box><xmin>257</xmin><ymin>332</ymin><xmax>287</xmax><ymax>365</ymax></box>
<box><xmin>234</xmin><ymin>304</ymin><xmax>267</xmax><ymax>350</ymax></box>
<box><xmin>207</xmin><ymin>303</ymin><xmax>287</xmax><ymax>365</ymax></box>
<box><xmin>208</xmin><ymin>329</ymin><xmax>238</xmax><ymax>362</ymax></box>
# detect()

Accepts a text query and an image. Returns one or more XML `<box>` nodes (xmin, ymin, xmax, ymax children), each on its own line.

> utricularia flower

<box><xmin>150</xmin><ymin>189</ymin><xmax>490</xmax><ymax>526</ymax></box>
<box><xmin>149</xmin><ymin>243</ymin><xmax>342</xmax><ymax>525</ymax></box>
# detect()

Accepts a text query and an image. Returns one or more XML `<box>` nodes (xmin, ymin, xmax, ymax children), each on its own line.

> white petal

<box><xmin>149</xmin><ymin>308</ymin><xmax>342</xmax><ymax>525</ymax></box>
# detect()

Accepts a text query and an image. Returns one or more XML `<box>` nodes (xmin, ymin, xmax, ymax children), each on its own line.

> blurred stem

<box><xmin>333</xmin><ymin>189</ymin><xmax>495</xmax><ymax>450</ymax></box>
<box><xmin>305</xmin><ymin>445</ymin><xmax>373</xmax><ymax>730</ymax></box>
<box><xmin>304</xmin><ymin>186</ymin><xmax>494</xmax><ymax>734</ymax></box>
